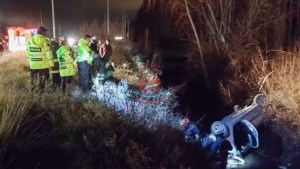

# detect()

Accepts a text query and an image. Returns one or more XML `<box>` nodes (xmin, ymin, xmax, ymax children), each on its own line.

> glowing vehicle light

<box><xmin>114</xmin><ymin>36</ymin><xmax>124</xmax><ymax>41</ymax></box>
<box><xmin>7</xmin><ymin>27</ymin><xmax>34</xmax><ymax>52</ymax></box>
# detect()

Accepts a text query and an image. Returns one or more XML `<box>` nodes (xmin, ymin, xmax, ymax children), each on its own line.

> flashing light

<box><xmin>67</xmin><ymin>37</ymin><xmax>75</xmax><ymax>46</ymax></box>
<box><xmin>7</xmin><ymin>27</ymin><xmax>35</xmax><ymax>52</ymax></box>
<box><xmin>114</xmin><ymin>36</ymin><xmax>124</xmax><ymax>41</ymax></box>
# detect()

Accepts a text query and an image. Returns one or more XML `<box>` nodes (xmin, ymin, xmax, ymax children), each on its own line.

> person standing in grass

<box><xmin>90</xmin><ymin>36</ymin><xmax>99</xmax><ymax>79</ymax></box>
<box><xmin>76</xmin><ymin>34</ymin><xmax>92</xmax><ymax>91</ymax></box>
<box><xmin>98</xmin><ymin>39</ymin><xmax>114</xmax><ymax>83</ymax></box>
<box><xmin>56</xmin><ymin>39</ymin><xmax>75</xmax><ymax>93</ymax></box>
<box><xmin>50</xmin><ymin>38</ymin><xmax>61</xmax><ymax>89</ymax></box>
<box><xmin>26</xmin><ymin>26</ymin><xmax>54</xmax><ymax>91</ymax></box>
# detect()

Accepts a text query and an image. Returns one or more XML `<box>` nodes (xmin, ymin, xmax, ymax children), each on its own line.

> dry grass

<box><xmin>220</xmin><ymin>47</ymin><xmax>300</xmax><ymax>142</ymax></box>
<box><xmin>113</xmin><ymin>62</ymin><xmax>139</xmax><ymax>86</ymax></box>
<box><xmin>0</xmin><ymin>52</ymin><xmax>30</xmax><ymax>88</ymax></box>
<box><xmin>0</xmin><ymin>53</ymin><xmax>49</xmax><ymax>167</ymax></box>
<box><xmin>262</xmin><ymin>51</ymin><xmax>300</xmax><ymax>141</ymax></box>
<box><xmin>0</xmin><ymin>53</ymin><xmax>32</xmax><ymax>144</ymax></box>
<box><xmin>0</xmin><ymin>52</ymin><xmax>207</xmax><ymax>169</ymax></box>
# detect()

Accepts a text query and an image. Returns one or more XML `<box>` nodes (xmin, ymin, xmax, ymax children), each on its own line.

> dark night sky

<box><xmin>0</xmin><ymin>0</ymin><xmax>143</xmax><ymax>35</ymax></box>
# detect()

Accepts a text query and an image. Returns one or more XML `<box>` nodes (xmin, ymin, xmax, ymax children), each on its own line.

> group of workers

<box><xmin>27</xmin><ymin>26</ymin><xmax>230</xmax><ymax>168</ymax></box>
<box><xmin>26</xmin><ymin>26</ymin><xmax>114</xmax><ymax>93</ymax></box>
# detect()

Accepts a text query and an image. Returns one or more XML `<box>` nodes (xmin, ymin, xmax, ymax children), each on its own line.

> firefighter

<box><xmin>56</xmin><ymin>39</ymin><xmax>75</xmax><ymax>93</ymax></box>
<box><xmin>50</xmin><ymin>38</ymin><xmax>61</xmax><ymax>88</ymax></box>
<box><xmin>76</xmin><ymin>34</ymin><xmax>92</xmax><ymax>91</ymax></box>
<box><xmin>199</xmin><ymin>132</ymin><xmax>231</xmax><ymax>169</ymax></box>
<box><xmin>59</xmin><ymin>35</ymin><xmax>66</xmax><ymax>44</ymax></box>
<box><xmin>90</xmin><ymin>36</ymin><xmax>99</xmax><ymax>54</ymax></box>
<box><xmin>26</xmin><ymin>26</ymin><xmax>54</xmax><ymax>91</ymax></box>
<box><xmin>180</xmin><ymin>118</ymin><xmax>231</xmax><ymax>169</ymax></box>
<box><xmin>98</xmin><ymin>39</ymin><xmax>114</xmax><ymax>84</ymax></box>
<box><xmin>104</xmin><ymin>39</ymin><xmax>113</xmax><ymax>59</ymax></box>
<box><xmin>180</xmin><ymin>117</ymin><xmax>201</xmax><ymax>143</ymax></box>
<box><xmin>90</xmin><ymin>36</ymin><xmax>99</xmax><ymax>78</ymax></box>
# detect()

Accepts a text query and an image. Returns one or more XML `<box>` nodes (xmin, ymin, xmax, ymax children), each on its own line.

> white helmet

<box><xmin>91</xmin><ymin>36</ymin><xmax>98</xmax><ymax>42</ymax></box>
<box><xmin>180</xmin><ymin>118</ymin><xmax>190</xmax><ymax>126</ymax></box>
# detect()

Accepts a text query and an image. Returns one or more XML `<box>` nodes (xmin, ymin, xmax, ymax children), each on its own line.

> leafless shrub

<box><xmin>78</xmin><ymin>17</ymin><xmax>129</xmax><ymax>42</ymax></box>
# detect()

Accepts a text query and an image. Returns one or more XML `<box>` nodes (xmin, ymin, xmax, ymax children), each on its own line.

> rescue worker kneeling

<box><xmin>180</xmin><ymin>118</ymin><xmax>231</xmax><ymax>169</ymax></box>
<box><xmin>180</xmin><ymin>118</ymin><xmax>201</xmax><ymax>143</ymax></box>
<box><xmin>56</xmin><ymin>40</ymin><xmax>75</xmax><ymax>92</ymax></box>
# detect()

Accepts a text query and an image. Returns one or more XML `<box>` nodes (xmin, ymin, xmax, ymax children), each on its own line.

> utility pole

<box><xmin>51</xmin><ymin>0</ymin><xmax>56</xmax><ymax>38</ymax></box>
<box><xmin>39</xmin><ymin>10</ymin><xmax>43</xmax><ymax>26</ymax></box>
<box><xmin>107</xmin><ymin>0</ymin><xmax>110</xmax><ymax>37</ymax></box>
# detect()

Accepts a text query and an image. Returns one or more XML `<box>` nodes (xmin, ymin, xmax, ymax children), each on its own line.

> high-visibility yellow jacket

<box><xmin>26</xmin><ymin>34</ymin><xmax>54</xmax><ymax>69</ymax></box>
<box><xmin>56</xmin><ymin>45</ymin><xmax>75</xmax><ymax>77</ymax></box>
<box><xmin>76</xmin><ymin>38</ymin><xmax>92</xmax><ymax>64</ymax></box>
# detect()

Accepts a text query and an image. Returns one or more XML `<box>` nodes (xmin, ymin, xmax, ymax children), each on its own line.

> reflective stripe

<box><xmin>60</xmin><ymin>66</ymin><xmax>67</xmax><ymax>69</ymax></box>
<box><xmin>31</xmin><ymin>58</ymin><xmax>43</xmax><ymax>61</ymax></box>
<box><xmin>30</xmin><ymin>54</ymin><xmax>45</xmax><ymax>57</ymax></box>
<box><xmin>51</xmin><ymin>70</ymin><xmax>60</xmax><ymax>73</ymax></box>
<box><xmin>29</xmin><ymin>47</ymin><xmax>42</xmax><ymax>52</ymax></box>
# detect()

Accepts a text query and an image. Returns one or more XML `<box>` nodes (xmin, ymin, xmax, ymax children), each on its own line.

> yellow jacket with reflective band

<box><xmin>56</xmin><ymin>45</ymin><xmax>75</xmax><ymax>77</ymax></box>
<box><xmin>26</xmin><ymin>34</ymin><xmax>54</xmax><ymax>69</ymax></box>
<box><xmin>76</xmin><ymin>38</ymin><xmax>92</xmax><ymax>64</ymax></box>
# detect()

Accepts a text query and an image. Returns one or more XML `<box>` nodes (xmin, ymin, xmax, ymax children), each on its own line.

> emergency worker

<box><xmin>90</xmin><ymin>36</ymin><xmax>99</xmax><ymax>54</ymax></box>
<box><xmin>104</xmin><ymin>39</ymin><xmax>112</xmax><ymax>59</ymax></box>
<box><xmin>56</xmin><ymin>40</ymin><xmax>75</xmax><ymax>92</ymax></box>
<box><xmin>98</xmin><ymin>39</ymin><xmax>114</xmax><ymax>83</ymax></box>
<box><xmin>206</xmin><ymin>125</ymin><xmax>231</xmax><ymax>169</ymax></box>
<box><xmin>180</xmin><ymin>118</ymin><xmax>201</xmax><ymax>143</ymax></box>
<box><xmin>180</xmin><ymin>118</ymin><xmax>231</xmax><ymax>169</ymax></box>
<box><xmin>50</xmin><ymin>38</ymin><xmax>61</xmax><ymax>88</ymax></box>
<box><xmin>59</xmin><ymin>35</ymin><xmax>67</xmax><ymax>47</ymax></box>
<box><xmin>90</xmin><ymin>36</ymin><xmax>99</xmax><ymax>78</ymax></box>
<box><xmin>76</xmin><ymin>34</ymin><xmax>92</xmax><ymax>91</ymax></box>
<box><xmin>26</xmin><ymin>26</ymin><xmax>54</xmax><ymax>91</ymax></box>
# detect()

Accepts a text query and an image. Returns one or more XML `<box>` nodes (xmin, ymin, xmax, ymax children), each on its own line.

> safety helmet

<box><xmin>36</xmin><ymin>26</ymin><xmax>48</xmax><ymax>35</ymax></box>
<box><xmin>51</xmin><ymin>38</ymin><xmax>58</xmax><ymax>42</ymax></box>
<box><xmin>91</xmin><ymin>36</ymin><xmax>98</xmax><ymax>43</ymax></box>
<box><xmin>210</xmin><ymin>121</ymin><xmax>228</xmax><ymax>136</ymax></box>
<box><xmin>180</xmin><ymin>117</ymin><xmax>190</xmax><ymax>126</ymax></box>
<box><xmin>92</xmin><ymin>36</ymin><xmax>97</xmax><ymax>41</ymax></box>
<box><xmin>59</xmin><ymin>35</ymin><xmax>66</xmax><ymax>42</ymax></box>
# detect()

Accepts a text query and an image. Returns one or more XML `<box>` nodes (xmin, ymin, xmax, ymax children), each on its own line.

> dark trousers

<box><xmin>77</xmin><ymin>61</ymin><xmax>90</xmax><ymax>91</ymax></box>
<box><xmin>61</xmin><ymin>76</ymin><xmax>73</xmax><ymax>92</ymax></box>
<box><xmin>30</xmin><ymin>68</ymin><xmax>50</xmax><ymax>91</ymax></box>
<box><xmin>52</xmin><ymin>73</ymin><xmax>61</xmax><ymax>88</ymax></box>
<box><xmin>91</xmin><ymin>54</ymin><xmax>100</xmax><ymax>78</ymax></box>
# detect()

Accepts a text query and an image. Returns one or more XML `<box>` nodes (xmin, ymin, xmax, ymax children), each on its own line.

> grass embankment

<box><xmin>0</xmin><ymin>52</ymin><xmax>207</xmax><ymax>169</ymax></box>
